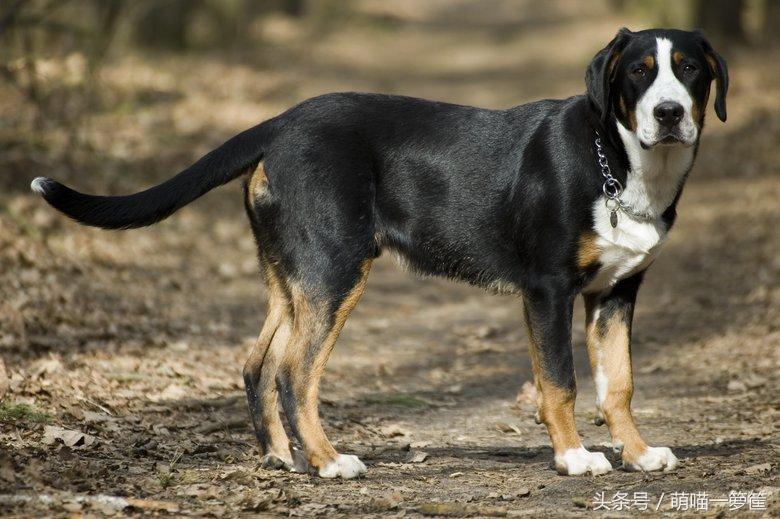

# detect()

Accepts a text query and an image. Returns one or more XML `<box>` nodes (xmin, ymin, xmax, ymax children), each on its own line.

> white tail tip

<box><xmin>30</xmin><ymin>177</ymin><xmax>48</xmax><ymax>195</ymax></box>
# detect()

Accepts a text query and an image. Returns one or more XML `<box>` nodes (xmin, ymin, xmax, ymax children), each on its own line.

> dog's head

<box><xmin>586</xmin><ymin>28</ymin><xmax>728</xmax><ymax>148</ymax></box>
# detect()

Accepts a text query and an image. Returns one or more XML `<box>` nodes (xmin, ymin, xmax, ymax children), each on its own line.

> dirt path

<box><xmin>1</xmin><ymin>1</ymin><xmax>778</xmax><ymax>517</ymax></box>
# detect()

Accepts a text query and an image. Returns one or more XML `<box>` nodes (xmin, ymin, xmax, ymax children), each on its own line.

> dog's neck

<box><xmin>615</xmin><ymin>121</ymin><xmax>695</xmax><ymax>219</ymax></box>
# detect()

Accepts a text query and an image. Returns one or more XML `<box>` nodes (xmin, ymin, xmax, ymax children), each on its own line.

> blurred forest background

<box><xmin>1</xmin><ymin>1</ymin><xmax>778</xmax><ymax>517</ymax></box>
<box><xmin>0</xmin><ymin>0</ymin><xmax>778</xmax><ymax>191</ymax></box>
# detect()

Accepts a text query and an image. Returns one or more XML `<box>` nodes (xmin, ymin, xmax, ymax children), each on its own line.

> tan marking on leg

<box><xmin>523</xmin><ymin>307</ymin><xmax>580</xmax><ymax>455</ymax></box>
<box><xmin>538</xmin><ymin>383</ymin><xmax>580</xmax><ymax>453</ymax></box>
<box><xmin>284</xmin><ymin>260</ymin><xmax>373</xmax><ymax>470</ymax></box>
<box><xmin>244</xmin><ymin>263</ymin><xmax>293</xmax><ymax>461</ymax></box>
<box><xmin>261</xmin><ymin>316</ymin><xmax>294</xmax><ymax>458</ymax></box>
<box><xmin>577</xmin><ymin>232</ymin><xmax>602</xmax><ymax>271</ymax></box>
<box><xmin>585</xmin><ymin>303</ymin><xmax>648</xmax><ymax>464</ymax></box>
<box><xmin>643</xmin><ymin>55</ymin><xmax>655</xmax><ymax>69</ymax></box>
<box><xmin>246</xmin><ymin>163</ymin><xmax>269</xmax><ymax>205</ymax></box>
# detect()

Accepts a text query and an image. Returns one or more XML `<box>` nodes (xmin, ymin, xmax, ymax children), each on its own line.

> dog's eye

<box><xmin>682</xmin><ymin>64</ymin><xmax>697</xmax><ymax>76</ymax></box>
<box><xmin>630</xmin><ymin>66</ymin><xmax>646</xmax><ymax>79</ymax></box>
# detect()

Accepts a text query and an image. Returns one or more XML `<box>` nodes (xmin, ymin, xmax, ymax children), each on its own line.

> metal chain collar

<box><xmin>594</xmin><ymin>133</ymin><xmax>654</xmax><ymax>228</ymax></box>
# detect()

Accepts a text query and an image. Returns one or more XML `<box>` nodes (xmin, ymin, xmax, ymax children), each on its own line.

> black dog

<box><xmin>32</xmin><ymin>28</ymin><xmax>727</xmax><ymax>478</ymax></box>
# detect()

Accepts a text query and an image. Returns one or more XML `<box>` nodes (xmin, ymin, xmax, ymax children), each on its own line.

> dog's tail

<box><xmin>30</xmin><ymin>120</ymin><xmax>276</xmax><ymax>230</ymax></box>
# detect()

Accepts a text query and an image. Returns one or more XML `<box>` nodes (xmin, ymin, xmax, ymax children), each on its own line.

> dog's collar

<box><xmin>594</xmin><ymin>132</ymin><xmax>656</xmax><ymax>227</ymax></box>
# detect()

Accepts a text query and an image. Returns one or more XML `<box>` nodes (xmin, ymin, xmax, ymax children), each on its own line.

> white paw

<box><xmin>318</xmin><ymin>454</ymin><xmax>367</xmax><ymax>479</ymax></box>
<box><xmin>555</xmin><ymin>446</ymin><xmax>613</xmax><ymax>476</ymax></box>
<box><xmin>625</xmin><ymin>446</ymin><xmax>678</xmax><ymax>472</ymax></box>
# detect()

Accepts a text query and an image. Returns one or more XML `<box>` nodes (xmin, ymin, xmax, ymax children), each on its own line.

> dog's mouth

<box><xmin>640</xmin><ymin>132</ymin><xmax>693</xmax><ymax>149</ymax></box>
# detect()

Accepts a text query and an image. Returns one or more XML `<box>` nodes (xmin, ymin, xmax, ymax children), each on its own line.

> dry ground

<box><xmin>1</xmin><ymin>1</ymin><xmax>778</xmax><ymax>517</ymax></box>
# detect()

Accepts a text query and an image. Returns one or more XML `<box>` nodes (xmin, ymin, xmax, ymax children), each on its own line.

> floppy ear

<box><xmin>695</xmin><ymin>31</ymin><xmax>729</xmax><ymax>122</ymax></box>
<box><xmin>585</xmin><ymin>28</ymin><xmax>633</xmax><ymax>123</ymax></box>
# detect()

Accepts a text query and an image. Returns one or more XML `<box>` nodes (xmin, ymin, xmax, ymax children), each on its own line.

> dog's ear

<box><xmin>586</xmin><ymin>28</ymin><xmax>633</xmax><ymax>123</ymax></box>
<box><xmin>694</xmin><ymin>30</ymin><xmax>729</xmax><ymax>122</ymax></box>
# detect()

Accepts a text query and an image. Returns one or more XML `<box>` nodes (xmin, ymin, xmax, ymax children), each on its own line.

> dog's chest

<box><xmin>584</xmin><ymin>203</ymin><xmax>668</xmax><ymax>293</ymax></box>
<box><xmin>582</xmin><ymin>127</ymin><xmax>693</xmax><ymax>293</ymax></box>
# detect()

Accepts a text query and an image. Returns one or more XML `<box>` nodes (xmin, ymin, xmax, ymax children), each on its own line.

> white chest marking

<box><xmin>584</xmin><ymin>123</ymin><xmax>694</xmax><ymax>294</ymax></box>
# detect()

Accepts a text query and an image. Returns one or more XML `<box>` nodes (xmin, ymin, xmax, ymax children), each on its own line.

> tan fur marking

<box><xmin>585</xmin><ymin>301</ymin><xmax>648</xmax><ymax>464</ymax></box>
<box><xmin>577</xmin><ymin>232</ymin><xmax>601</xmax><ymax>271</ymax></box>
<box><xmin>247</xmin><ymin>164</ymin><xmax>269</xmax><ymax>205</ymax></box>
<box><xmin>643</xmin><ymin>55</ymin><xmax>655</xmax><ymax>69</ymax></box>
<box><xmin>244</xmin><ymin>263</ymin><xmax>293</xmax><ymax>459</ymax></box>
<box><xmin>607</xmin><ymin>51</ymin><xmax>621</xmax><ymax>82</ymax></box>
<box><xmin>672</xmin><ymin>51</ymin><xmax>684</xmax><ymax>65</ymax></box>
<box><xmin>702</xmin><ymin>54</ymin><xmax>720</xmax><ymax>123</ymax></box>
<box><xmin>617</xmin><ymin>96</ymin><xmax>637</xmax><ymax>131</ymax></box>
<box><xmin>284</xmin><ymin>260</ymin><xmax>373</xmax><ymax>469</ymax></box>
<box><xmin>704</xmin><ymin>54</ymin><xmax>716</xmax><ymax>70</ymax></box>
<box><xmin>524</xmin><ymin>307</ymin><xmax>581</xmax><ymax>454</ymax></box>
<box><xmin>538</xmin><ymin>383</ymin><xmax>580</xmax><ymax>453</ymax></box>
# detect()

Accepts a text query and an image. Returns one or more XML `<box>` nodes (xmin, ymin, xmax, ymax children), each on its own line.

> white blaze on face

<box><xmin>635</xmin><ymin>38</ymin><xmax>697</xmax><ymax>146</ymax></box>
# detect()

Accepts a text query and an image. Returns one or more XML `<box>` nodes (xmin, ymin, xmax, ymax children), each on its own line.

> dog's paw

<box><xmin>260</xmin><ymin>452</ymin><xmax>294</xmax><ymax>471</ymax></box>
<box><xmin>555</xmin><ymin>446</ymin><xmax>613</xmax><ymax>476</ymax></box>
<box><xmin>624</xmin><ymin>446</ymin><xmax>678</xmax><ymax>472</ymax></box>
<box><xmin>290</xmin><ymin>447</ymin><xmax>311</xmax><ymax>473</ymax></box>
<box><xmin>318</xmin><ymin>454</ymin><xmax>367</xmax><ymax>479</ymax></box>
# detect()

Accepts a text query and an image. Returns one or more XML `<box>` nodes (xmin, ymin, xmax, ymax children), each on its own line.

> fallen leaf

<box><xmin>0</xmin><ymin>358</ymin><xmax>9</xmax><ymax>401</ymax></box>
<box><xmin>494</xmin><ymin>422</ymin><xmax>522</xmax><ymax>435</ymax></box>
<box><xmin>405</xmin><ymin>450</ymin><xmax>429</xmax><ymax>463</ymax></box>
<box><xmin>515</xmin><ymin>381</ymin><xmax>537</xmax><ymax>406</ymax></box>
<box><xmin>418</xmin><ymin>502</ymin><xmax>507</xmax><ymax>517</ymax></box>
<box><xmin>743</xmin><ymin>374</ymin><xmax>767</xmax><ymax>389</ymax></box>
<box><xmin>369</xmin><ymin>491</ymin><xmax>403</xmax><ymax>510</ymax></box>
<box><xmin>42</xmin><ymin>425</ymin><xmax>96</xmax><ymax>448</ymax></box>
<box><xmin>572</xmin><ymin>496</ymin><xmax>589</xmax><ymax>508</ymax></box>
<box><xmin>125</xmin><ymin>497</ymin><xmax>180</xmax><ymax>513</ymax></box>
<box><xmin>745</xmin><ymin>463</ymin><xmax>771</xmax><ymax>475</ymax></box>
<box><xmin>727</xmin><ymin>380</ymin><xmax>747</xmax><ymax>392</ymax></box>
<box><xmin>380</xmin><ymin>424</ymin><xmax>409</xmax><ymax>438</ymax></box>
<box><xmin>148</xmin><ymin>383</ymin><xmax>188</xmax><ymax>402</ymax></box>
<box><xmin>31</xmin><ymin>356</ymin><xmax>63</xmax><ymax>379</ymax></box>
<box><xmin>83</xmin><ymin>411</ymin><xmax>115</xmax><ymax>424</ymax></box>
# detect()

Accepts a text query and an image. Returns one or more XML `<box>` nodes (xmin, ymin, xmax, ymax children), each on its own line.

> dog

<box><xmin>31</xmin><ymin>27</ymin><xmax>727</xmax><ymax>479</ymax></box>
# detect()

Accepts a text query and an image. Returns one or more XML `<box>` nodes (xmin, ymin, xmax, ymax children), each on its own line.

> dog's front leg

<box><xmin>584</xmin><ymin>273</ymin><xmax>679</xmax><ymax>472</ymax></box>
<box><xmin>523</xmin><ymin>283</ymin><xmax>612</xmax><ymax>476</ymax></box>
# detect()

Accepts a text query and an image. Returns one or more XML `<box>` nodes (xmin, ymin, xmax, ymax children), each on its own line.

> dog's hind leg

<box><xmin>242</xmin><ymin>264</ymin><xmax>296</xmax><ymax>469</ymax></box>
<box><xmin>277</xmin><ymin>259</ymin><xmax>373</xmax><ymax>479</ymax></box>
<box><xmin>242</xmin><ymin>165</ymin><xmax>297</xmax><ymax>469</ymax></box>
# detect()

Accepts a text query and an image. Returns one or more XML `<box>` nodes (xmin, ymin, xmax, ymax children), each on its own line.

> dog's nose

<box><xmin>653</xmin><ymin>101</ymin><xmax>684</xmax><ymax>128</ymax></box>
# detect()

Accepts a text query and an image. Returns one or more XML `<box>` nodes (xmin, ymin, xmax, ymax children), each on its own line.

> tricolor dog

<box><xmin>32</xmin><ymin>28</ymin><xmax>727</xmax><ymax>478</ymax></box>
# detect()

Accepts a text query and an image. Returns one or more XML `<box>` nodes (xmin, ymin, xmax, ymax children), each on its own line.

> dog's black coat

<box><xmin>34</xmin><ymin>28</ymin><xmax>727</xmax><ymax>472</ymax></box>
